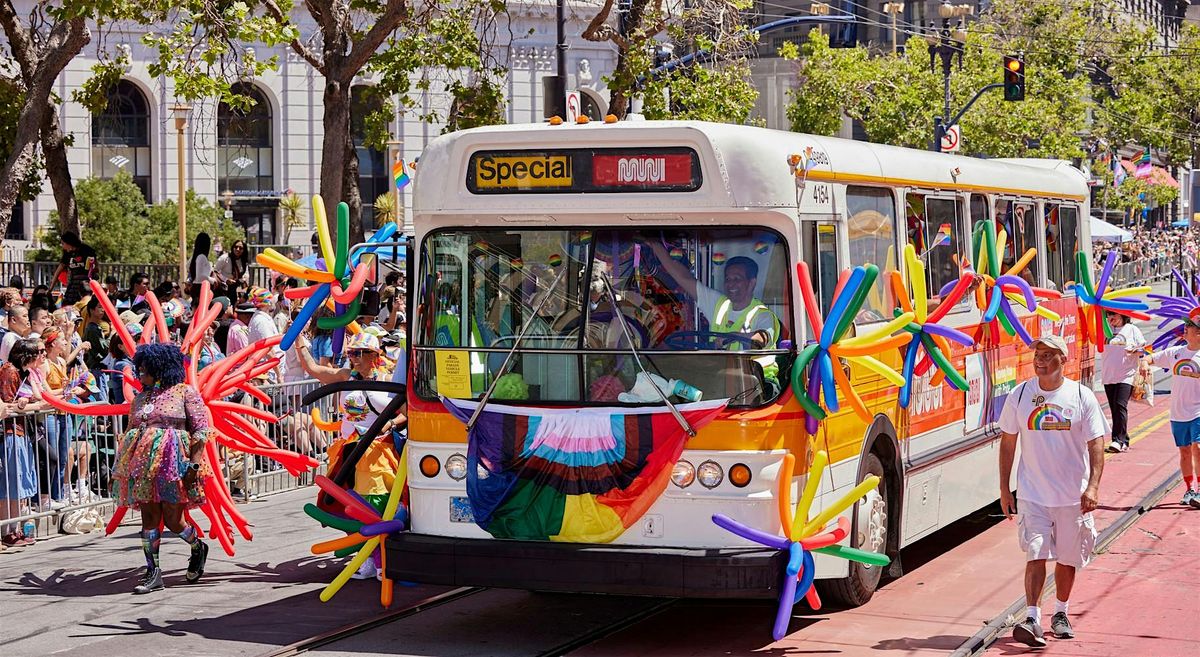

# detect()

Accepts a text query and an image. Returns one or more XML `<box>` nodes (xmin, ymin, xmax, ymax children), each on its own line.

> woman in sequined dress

<box><xmin>112</xmin><ymin>343</ymin><xmax>213</xmax><ymax>594</ymax></box>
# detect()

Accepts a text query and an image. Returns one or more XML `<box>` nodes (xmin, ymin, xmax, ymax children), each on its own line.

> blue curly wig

<box><xmin>133</xmin><ymin>343</ymin><xmax>186</xmax><ymax>388</ymax></box>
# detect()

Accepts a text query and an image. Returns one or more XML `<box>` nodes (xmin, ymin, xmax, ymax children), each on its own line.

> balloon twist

<box><xmin>962</xmin><ymin>219</ymin><xmax>1060</xmax><ymax>345</ymax></box>
<box><xmin>1074</xmin><ymin>250</ymin><xmax>1151</xmax><ymax>353</ymax></box>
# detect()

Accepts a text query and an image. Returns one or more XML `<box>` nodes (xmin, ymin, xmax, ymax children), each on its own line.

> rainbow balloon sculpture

<box><xmin>255</xmin><ymin>195</ymin><xmax>399</xmax><ymax>354</ymax></box>
<box><xmin>41</xmin><ymin>280</ymin><xmax>319</xmax><ymax>555</ymax></box>
<box><xmin>1075</xmin><ymin>250</ymin><xmax>1151</xmax><ymax>352</ymax></box>
<box><xmin>712</xmin><ymin>449</ymin><xmax>889</xmax><ymax>641</ymax></box>
<box><xmin>791</xmin><ymin>261</ymin><xmax>913</xmax><ymax>433</ymax></box>
<box><xmin>955</xmin><ymin>219</ymin><xmax>1060</xmax><ymax>345</ymax></box>
<box><xmin>889</xmin><ymin>244</ymin><xmax>975</xmax><ymax>407</ymax></box>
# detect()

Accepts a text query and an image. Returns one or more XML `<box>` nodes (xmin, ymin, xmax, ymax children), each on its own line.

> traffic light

<box><xmin>1003</xmin><ymin>55</ymin><xmax>1025</xmax><ymax>101</ymax></box>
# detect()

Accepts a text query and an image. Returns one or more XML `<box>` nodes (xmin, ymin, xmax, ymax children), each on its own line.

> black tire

<box><xmin>816</xmin><ymin>451</ymin><xmax>889</xmax><ymax>607</ymax></box>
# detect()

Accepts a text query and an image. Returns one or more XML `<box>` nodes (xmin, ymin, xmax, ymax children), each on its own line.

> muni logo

<box><xmin>617</xmin><ymin>157</ymin><xmax>666</xmax><ymax>183</ymax></box>
<box><xmin>1174</xmin><ymin>359</ymin><xmax>1200</xmax><ymax>378</ymax></box>
<box><xmin>1028</xmin><ymin>403</ymin><xmax>1072</xmax><ymax>431</ymax></box>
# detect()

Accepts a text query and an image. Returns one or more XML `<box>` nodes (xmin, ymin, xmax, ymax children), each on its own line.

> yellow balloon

<box><xmin>792</xmin><ymin>449</ymin><xmax>829</xmax><ymax>539</ymax></box>
<box><xmin>319</xmin><ymin>536</ymin><xmax>380</xmax><ymax>602</ymax></box>
<box><xmin>1104</xmin><ymin>286</ymin><xmax>1151</xmax><ymax>299</ymax></box>
<box><xmin>840</xmin><ymin>312</ymin><xmax>915</xmax><ymax>347</ymax></box>
<box><xmin>801</xmin><ymin>475</ymin><xmax>881</xmax><ymax>537</ymax></box>
<box><xmin>313</xmin><ymin>194</ymin><xmax>337</xmax><ymax>269</ymax></box>
<box><xmin>903</xmin><ymin>245</ymin><xmax>928</xmax><ymax>323</ymax></box>
<box><xmin>847</xmin><ymin>355</ymin><xmax>906</xmax><ymax>387</ymax></box>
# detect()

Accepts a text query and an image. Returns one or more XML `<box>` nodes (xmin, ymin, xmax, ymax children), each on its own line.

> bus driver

<box><xmin>642</xmin><ymin>240</ymin><xmax>780</xmax><ymax>389</ymax></box>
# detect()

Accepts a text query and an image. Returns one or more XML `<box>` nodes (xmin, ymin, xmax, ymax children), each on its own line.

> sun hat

<box><xmin>345</xmin><ymin>332</ymin><xmax>381</xmax><ymax>354</ymax></box>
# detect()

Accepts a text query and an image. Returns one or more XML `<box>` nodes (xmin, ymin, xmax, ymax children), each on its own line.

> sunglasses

<box><xmin>347</xmin><ymin>349</ymin><xmax>376</xmax><ymax>358</ymax></box>
<box><xmin>35</xmin><ymin>349</ymin><xmax>46</xmax><ymax>355</ymax></box>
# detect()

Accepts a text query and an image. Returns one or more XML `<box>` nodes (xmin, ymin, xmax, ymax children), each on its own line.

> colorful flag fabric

<box><xmin>393</xmin><ymin>160</ymin><xmax>410</xmax><ymax>190</ymax></box>
<box><xmin>1113</xmin><ymin>154</ymin><xmax>1125</xmax><ymax>188</ymax></box>
<box><xmin>442</xmin><ymin>397</ymin><xmax>728</xmax><ymax>543</ymax></box>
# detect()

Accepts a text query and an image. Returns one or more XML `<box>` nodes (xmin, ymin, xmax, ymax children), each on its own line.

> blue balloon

<box><xmin>900</xmin><ymin>336</ymin><xmax>920</xmax><ymax>409</ymax></box>
<box><xmin>820</xmin><ymin>267</ymin><xmax>865</xmax><ymax>349</ymax></box>
<box><xmin>792</xmin><ymin>548</ymin><xmax>816</xmax><ymax>605</ymax></box>
<box><xmin>281</xmin><ymin>284</ymin><xmax>331</xmax><ymax>350</ymax></box>
<box><xmin>819</xmin><ymin>352</ymin><xmax>839</xmax><ymax>413</ymax></box>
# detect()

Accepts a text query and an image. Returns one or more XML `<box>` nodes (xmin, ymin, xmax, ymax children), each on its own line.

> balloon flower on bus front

<box><xmin>1074</xmin><ymin>250</ymin><xmax>1151</xmax><ymax>352</ymax></box>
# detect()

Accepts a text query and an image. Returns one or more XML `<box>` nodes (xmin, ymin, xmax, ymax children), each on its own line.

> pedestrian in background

<box><xmin>187</xmin><ymin>232</ymin><xmax>216</xmax><ymax>300</ymax></box>
<box><xmin>50</xmin><ymin>231</ymin><xmax>98</xmax><ymax>306</ymax></box>
<box><xmin>1147</xmin><ymin>308</ymin><xmax>1200</xmax><ymax>509</ymax></box>
<box><xmin>1101</xmin><ymin>314</ymin><xmax>1145</xmax><ymax>453</ymax></box>
<box><xmin>214</xmin><ymin>239</ymin><xmax>250</xmax><ymax>302</ymax></box>
<box><xmin>999</xmin><ymin>335</ymin><xmax>1107</xmax><ymax>647</ymax></box>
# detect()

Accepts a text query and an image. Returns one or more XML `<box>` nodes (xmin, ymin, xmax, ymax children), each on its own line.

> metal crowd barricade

<box><xmin>0</xmin><ymin>407</ymin><xmax>124</xmax><ymax>540</ymax></box>
<box><xmin>1107</xmin><ymin>257</ymin><xmax>1173</xmax><ymax>288</ymax></box>
<box><xmin>0</xmin><ymin>379</ymin><xmax>350</xmax><ymax>541</ymax></box>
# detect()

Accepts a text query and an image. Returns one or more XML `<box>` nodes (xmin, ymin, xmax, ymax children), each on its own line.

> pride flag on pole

<box><xmin>393</xmin><ymin>160</ymin><xmax>411</xmax><ymax>190</ymax></box>
<box><xmin>936</xmin><ymin>223</ymin><xmax>952</xmax><ymax>246</ymax></box>
<box><xmin>1133</xmin><ymin>146</ymin><xmax>1152</xmax><ymax>179</ymax></box>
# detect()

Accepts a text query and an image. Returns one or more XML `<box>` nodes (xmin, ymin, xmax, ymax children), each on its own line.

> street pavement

<box><xmin>0</xmin><ymin>488</ymin><xmax>449</xmax><ymax>657</ymax></box>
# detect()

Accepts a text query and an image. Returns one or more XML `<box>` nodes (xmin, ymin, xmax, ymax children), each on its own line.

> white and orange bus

<box><xmin>389</xmin><ymin>120</ymin><xmax>1091</xmax><ymax>605</ymax></box>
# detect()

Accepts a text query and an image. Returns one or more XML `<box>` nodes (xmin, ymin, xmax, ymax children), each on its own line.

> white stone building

<box><xmin>3</xmin><ymin>0</ymin><xmax>620</xmax><ymax>248</ymax></box>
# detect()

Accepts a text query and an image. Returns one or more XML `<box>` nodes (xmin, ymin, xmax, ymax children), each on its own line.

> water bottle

<box><xmin>669</xmin><ymin>379</ymin><xmax>703</xmax><ymax>402</ymax></box>
<box><xmin>22</xmin><ymin>520</ymin><xmax>35</xmax><ymax>538</ymax></box>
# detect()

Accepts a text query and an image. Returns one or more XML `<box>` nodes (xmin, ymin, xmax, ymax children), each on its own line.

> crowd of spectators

<box><xmin>0</xmin><ymin>231</ymin><xmax>408</xmax><ymax>550</ymax></box>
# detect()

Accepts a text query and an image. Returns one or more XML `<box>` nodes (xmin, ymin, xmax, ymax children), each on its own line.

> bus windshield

<box><xmin>415</xmin><ymin>227</ymin><xmax>792</xmax><ymax>407</ymax></box>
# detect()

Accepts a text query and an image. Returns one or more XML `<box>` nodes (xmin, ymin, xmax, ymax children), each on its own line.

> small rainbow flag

<box><xmin>936</xmin><ymin>223</ymin><xmax>952</xmax><ymax>246</ymax></box>
<box><xmin>393</xmin><ymin>160</ymin><xmax>411</xmax><ymax>190</ymax></box>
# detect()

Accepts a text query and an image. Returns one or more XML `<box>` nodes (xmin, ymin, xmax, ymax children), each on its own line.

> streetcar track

<box><xmin>950</xmin><ymin>467</ymin><xmax>1183</xmax><ymax>657</ymax></box>
<box><xmin>532</xmin><ymin>597</ymin><xmax>679</xmax><ymax>657</ymax></box>
<box><xmin>259</xmin><ymin>586</ymin><xmax>485</xmax><ymax>656</ymax></box>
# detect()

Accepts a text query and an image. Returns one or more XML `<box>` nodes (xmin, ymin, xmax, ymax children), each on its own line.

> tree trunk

<box><xmin>342</xmin><ymin>136</ymin><xmax>364</xmax><ymax>245</ymax></box>
<box><xmin>319</xmin><ymin>76</ymin><xmax>352</xmax><ymax>243</ymax></box>
<box><xmin>41</xmin><ymin>102</ymin><xmax>77</xmax><ymax>235</ymax></box>
<box><xmin>609</xmin><ymin>49</ymin><xmax>632</xmax><ymax>119</ymax></box>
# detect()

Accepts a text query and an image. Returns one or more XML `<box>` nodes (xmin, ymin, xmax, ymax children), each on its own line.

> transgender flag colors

<box><xmin>442</xmin><ymin>398</ymin><xmax>727</xmax><ymax>543</ymax></box>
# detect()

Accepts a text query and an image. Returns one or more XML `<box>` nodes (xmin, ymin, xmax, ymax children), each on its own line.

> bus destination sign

<box><xmin>468</xmin><ymin>147</ymin><xmax>701</xmax><ymax>194</ymax></box>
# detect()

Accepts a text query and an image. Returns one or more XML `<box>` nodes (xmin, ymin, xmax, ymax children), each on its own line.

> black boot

<box><xmin>185</xmin><ymin>541</ymin><xmax>209</xmax><ymax>583</ymax></box>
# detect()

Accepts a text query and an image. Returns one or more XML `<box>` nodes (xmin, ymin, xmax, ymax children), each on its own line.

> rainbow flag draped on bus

<box><xmin>442</xmin><ymin>398</ymin><xmax>727</xmax><ymax>543</ymax></box>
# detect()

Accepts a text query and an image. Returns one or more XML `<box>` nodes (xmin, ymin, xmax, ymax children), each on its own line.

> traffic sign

<box><xmin>565</xmin><ymin>91</ymin><xmax>581</xmax><ymax>122</ymax></box>
<box><xmin>941</xmin><ymin>124</ymin><xmax>961</xmax><ymax>152</ymax></box>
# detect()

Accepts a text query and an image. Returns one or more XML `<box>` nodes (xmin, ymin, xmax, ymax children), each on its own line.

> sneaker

<box><xmin>185</xmin><ymin>541</ymin><xmax>209</xmax><ymax>583</ymax></box>
<box><xmin>1</xmin><ymin>532</ymin><xmax>23</xmax><ymax>548</ymax></box>
<box><xmin>1116</xmin><ymin>441</ymin><xmax>1129</xmax><ymax>453</ymax></box>
<box><xmin>1106</xmin><ymin>440</ymin><xmax>1121</xmax><ymax>453</ymax></box>
<box><xmin>350</xmin><ymin>558</ymin><xmax>378</xmax><ymax>580</ymax></box>
<box><xmin>133</xmin><ymin>567</ymin><xmax>164</xmax><ymax>594</ymax></box>
<box><xmin>1013</xmin><ymin>617</ymin><xmax>1047</xmax><ymax>647</ymax></box>
<box><xmin>1183</xmin><ymin>490</ymin><xmax>1197</xmax><ymax>506</ymax></box>
<box><xmin>41</xmin><ymin>499</ymin><xmax>66</xmax><ymax>512</ymax></box>
<box><xmin>1190</xmin><ymin>491</ymin><xmax>1200</xmax><ymax>510</ymax></box>
<box><xmin>1051</xmin><ymin>611</ymin><xmax>1074</xmax><ymax>639</ymax></box>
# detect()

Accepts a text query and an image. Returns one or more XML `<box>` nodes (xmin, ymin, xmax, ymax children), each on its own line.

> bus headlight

<box><xmin>671</xmin><ymin>460</ymin><xmax>695</xmax><ymax>488</ymax></box>
<box><xmin>697</xmin><ymin>460</ymin><xmax>724</xmax><ymax>489</ymax></box>
<box><xmin>445</xmin><ymin>454</ymin><xmax>468</xmax><ymax>481</ymax></box>
<box><xmin>729</xmin><ymin>463</ymin><xmax>752</xmax><ymax>488</ymax></box>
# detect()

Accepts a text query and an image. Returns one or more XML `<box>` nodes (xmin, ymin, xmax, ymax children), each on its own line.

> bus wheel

<box><xmin>816</xmin><ymin>452</ymin><xmax>888</xmax><ymax>607</ymax></box>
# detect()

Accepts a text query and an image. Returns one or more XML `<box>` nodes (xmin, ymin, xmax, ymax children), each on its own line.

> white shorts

<box><xmin>1017</xmin><ymin>499</ymin><xmax>1097</xmax><ymax>568</ymax></box>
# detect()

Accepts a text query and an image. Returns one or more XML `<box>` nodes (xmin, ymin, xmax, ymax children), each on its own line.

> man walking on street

<box><xmin>999</xmin><ymin>335</ymin><xmax>1107</xmax><ymax>647</ymax></box>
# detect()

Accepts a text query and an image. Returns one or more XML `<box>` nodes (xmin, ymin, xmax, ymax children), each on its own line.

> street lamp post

<box><xmin>926</xmin><ymin>2</ymin><xmax>971</xmax><ymax>152</ymax></box>
<box><xmin>883</xmin><ymin>2</ymin><xmax>905</xmax><ymax>55</ymax></box>
<box><xmin>170</xmin><ymin>104</ymin><xmax>191</xmax><ymax>283</ymax></box>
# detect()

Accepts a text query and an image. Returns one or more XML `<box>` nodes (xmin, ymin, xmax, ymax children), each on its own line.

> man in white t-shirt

<box><xmin>1147</xmin><ymin>308</ymin><xmax>1200</xmax><ymax>509</ymax></box>
<box><xmin>0</xmin><ymin>305</ymin><xmax>31</xmax><ymax>362</ymax></box>
<box><xmin>999</xmin><ymin>334</ymin><xmax>1107</xmax><ymax>647</ymax></box>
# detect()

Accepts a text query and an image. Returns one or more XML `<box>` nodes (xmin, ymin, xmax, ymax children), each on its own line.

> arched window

<box><xmin>91</xmin><ymin>80</ymin><xmax>151</xmax><ymax>200</ymax></box>
<box><xmin>218</xmin><ymin>83</ymin><xmax>274</xmax><ymax>194</ymax></box>
<box><xmin>351</xmin><ymin>86</ymin><xmax>390</xmax><ymax>231</ymax></box>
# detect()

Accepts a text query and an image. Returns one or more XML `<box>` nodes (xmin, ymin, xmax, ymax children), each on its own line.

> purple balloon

<box><xmin>1095</xmin><ymin>250</ymin><xmax>1118</xmax><ymax>296</ymax></box>
<box><xmin>995</xmin><ymin>274</ymin><xmax>1036</xmax><ymax>311</ymax></box>
<box><xmin>999</xmin><ymin>299</ymin><xmax>1033</xmax><ymax>344</ymax></box>
<box><xmin>712</xmin><ymin>514</ymin><xmax>791</xmax><ymax>550</ymax></box>
<box><xmin>773</xmin><ymin>565</ymin><xmax>799</xmax><ymax>641</ymax></box>
<box><xmin>937</xmin><ymin>279</ymin><xmax>959</xmax><ymax>297</ymax></box>
<box><xmin>805</xmin><ymin>365</ymin><xmax>822</xmax><ymax>435</ymax></box>
<box><xmin>924</xmin><ymin>322</ymin><xmax>974</xmax><ymax>346</ymax></box>
<box><xmin>360</xmin><ymin>518</ymin><xmax>409</xmax><ymax>537</ymax></box>
<box><xmin>1172</xmin><ymin>269</ymin><xmax>1198</xmax><ymax>304</ymax></box>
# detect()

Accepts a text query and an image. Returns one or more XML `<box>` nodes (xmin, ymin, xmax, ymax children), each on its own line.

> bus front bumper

<box><xmin>385</xmin><ymin>533</ymin><xmax>785</xmax><ymax>599</ymax></box>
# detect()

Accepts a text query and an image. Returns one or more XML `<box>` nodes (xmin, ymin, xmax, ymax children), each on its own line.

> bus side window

<box><xmin>1049</xmin><ymin>204</ymin><xmax>1079</xmax><ymax>290</ymax></box>
<box><xmin>996</xmin><ymin>199</ymin><xmax>1040</xmax><ymax>285</ymax></box>
<box><xmin>906</xmin><ymin>193</ymin><xmax>962</xmax><ymax>301</ymax></box>
<box><xmin>969</xmin><ymin>193</ymin><xmax>989</xmax><ymax>232</ymax></box>
<box><xmin>846</xmin><ymin>185</ymin><xmax>898</xmax><ymax>322</ymax></box>
<box><xmin>802</xmin><ymin>221</ymin><xmax>839</xmax><ymax>320</ymax></box>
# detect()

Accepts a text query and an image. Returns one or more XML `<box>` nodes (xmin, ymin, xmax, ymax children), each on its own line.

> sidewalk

<box><xmin>0</xmin><ymin>487</ymin><xmax>449</xmax><ymax>657</ymax></box>
<box><xmin>574</xmin><ymin>398</ymin><xmax>1185</xmax><ymax>657</ymax></box>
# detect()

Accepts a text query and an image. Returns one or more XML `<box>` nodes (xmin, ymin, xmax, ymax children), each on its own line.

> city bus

<box><xmin>389</xmin><ymin>120</ymin><xmax>1091</xmax><ymax>606</ymax></box>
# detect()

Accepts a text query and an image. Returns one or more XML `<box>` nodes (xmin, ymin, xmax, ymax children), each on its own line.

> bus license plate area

<box><xmin>450</xmin><ymin>497</ymin><xmax>475</xmax><ymax>523</ymax></box>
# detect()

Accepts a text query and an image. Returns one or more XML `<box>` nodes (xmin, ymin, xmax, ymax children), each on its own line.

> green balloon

<box><xmin>813</xmin><ymin>544</ymin><xmax>891</xmax><ymax>567</ymax></box>
<box><xmin>304</xmin><ymin>503</ymin><xmax>363</xmax><ymax>533</ymax></box>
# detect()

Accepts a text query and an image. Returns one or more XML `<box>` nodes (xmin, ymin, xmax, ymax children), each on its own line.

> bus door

<box><xmin>964</xmin><ymin>193</ymin><xmax>996</xmax><ymax>437</ymax></box>
<box><xmin>799</xmin><ymin>217</ymin><xmax>840</xmax><ymax>467</ymax></box>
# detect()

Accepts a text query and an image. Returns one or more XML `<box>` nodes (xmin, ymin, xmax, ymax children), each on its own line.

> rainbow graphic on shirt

<box><xmin>1174</xmin><ymin>359</ymin><xmax>1200</xmax><ymax>378</ymax></box>
<box><xmin>1028</xmin><ymin>404</ymin><xmax>1072</xmax><ymax>431</ymax></box>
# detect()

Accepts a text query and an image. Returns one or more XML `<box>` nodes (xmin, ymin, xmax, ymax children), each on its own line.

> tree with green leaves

<box><xmin>141</xmin><ymin>0</ymin><xmax>507</xmax><ymax>245</ymax></box>
<box><xmin>583</xmin><ymin>0</ymin><xmax>758</xmax><ymax>122</ymax></box>
<box><xmin>0</xmin><ymin>0</ymin><xmax>92</xmax><ymax>242</ymax></box>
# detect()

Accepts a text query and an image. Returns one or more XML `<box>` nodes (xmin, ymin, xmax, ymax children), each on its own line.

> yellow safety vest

<box><xmin>711</xmin><ymin>296</ymin><xmax>780</xmax><ymax>381</ymax></box>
